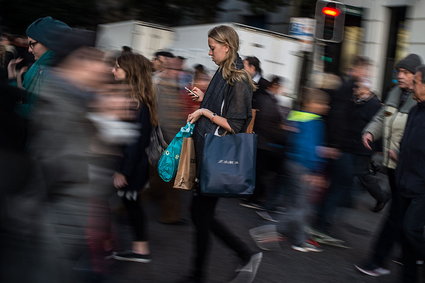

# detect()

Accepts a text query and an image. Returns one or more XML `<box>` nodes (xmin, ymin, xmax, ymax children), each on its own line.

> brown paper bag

<box><xmin>173</xmin><ymin>137</ymin><xmax>196</xmax><ymax>190</ymax></box>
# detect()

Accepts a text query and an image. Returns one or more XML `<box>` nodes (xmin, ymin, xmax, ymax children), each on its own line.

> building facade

<box><xmin>214</xmin><ymin>0</ymin><xmax>425</xmax><ymax>96</ymax></box>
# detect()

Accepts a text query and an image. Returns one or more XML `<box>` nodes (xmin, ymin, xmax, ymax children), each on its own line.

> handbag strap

<box><xmin>214</xmin><ymin>100</ymin><xmax>226</xmax><ymax>136</ymax></box>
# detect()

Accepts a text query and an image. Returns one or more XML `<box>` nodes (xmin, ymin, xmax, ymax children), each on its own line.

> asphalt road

<box><xmin>103</xmin><ymin>188</ymin><xmax>401</xmax><ymax>283</ymax></box>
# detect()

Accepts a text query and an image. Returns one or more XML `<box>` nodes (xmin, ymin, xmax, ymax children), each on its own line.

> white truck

<box><xmin>96</xmin><ymin>20</ymin><xmax>174</xmax><ymax>59</ymax></box>
<box><xmin>96</xmin><ymin>21</ymin><xmax>303</xmax><ymax>97</ymax></box>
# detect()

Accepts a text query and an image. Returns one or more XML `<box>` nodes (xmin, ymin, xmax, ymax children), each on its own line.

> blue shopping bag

<box><xmin>157</xmin><ymin>122</ymin><xmax>194</xmax><ymax>182</ymax></box>
<box><xmin>200</xmin><ymin>133</ymin><xmax>257</xmax><ymax>197</ymax></box>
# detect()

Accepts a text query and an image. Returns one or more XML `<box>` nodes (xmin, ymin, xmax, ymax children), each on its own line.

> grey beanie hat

<box><xmin>395</xmin><ymin>54</ymin><xmax>423</xmax><ymax>74</ymax></box>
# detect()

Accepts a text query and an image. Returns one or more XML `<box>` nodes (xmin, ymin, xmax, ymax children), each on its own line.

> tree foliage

<box><xmin>240</xmin><ymin>0</ymin><xmax>290</xmax><ymax>15</ymax></box>
<box><xmin>0</xmin><ymin>0</ymin><xmax>228</xmax><ymax>33</ymax></box>
<box><xmin>169</xmin><ymin>0</ymin><xmax>225</xmax><ymax>23</ymax></box>
<box><xmin>0</xmin><ymin>0</ymin><xmax>100</xmax><ymax>33</ymax></box>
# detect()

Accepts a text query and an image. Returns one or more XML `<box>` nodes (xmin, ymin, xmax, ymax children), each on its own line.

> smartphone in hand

<box><xmin>185</xmin><ymin>86</ymin><xmax>199</xmax><ymax>98</ymax></box>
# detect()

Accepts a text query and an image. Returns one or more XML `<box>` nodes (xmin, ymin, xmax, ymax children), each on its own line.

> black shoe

<box><xmin>112</xmin><ymin>251</ymin><xmax>151</xmax><ymax>263</ymax></box>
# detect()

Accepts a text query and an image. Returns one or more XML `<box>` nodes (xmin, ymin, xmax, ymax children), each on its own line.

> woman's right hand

<box><xmin>189</xmin><ymin>86</ymin><xmax>204</xmax><ymax>102</ymax></box>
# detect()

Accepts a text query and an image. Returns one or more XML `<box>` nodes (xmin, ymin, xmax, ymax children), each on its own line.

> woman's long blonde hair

<box><xmin>117</xmin><ymin>53</ymin><xmax>158</xmax><ymax>126</ymax></box>
<box><xmin>208</xmin><ymin>25</ymin><xmax>256</xmax><ymax>90</ymax></box>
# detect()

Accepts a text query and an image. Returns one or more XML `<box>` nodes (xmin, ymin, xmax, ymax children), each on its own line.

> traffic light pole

<box><xmin>295</xmin><ymin>0</ymin><xmax>345</xmax><ymax>104</ymax></box>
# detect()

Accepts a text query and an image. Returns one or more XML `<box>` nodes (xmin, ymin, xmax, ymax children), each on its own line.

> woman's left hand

<box><xmin>187</xmin><ymin>109</ymin><xmax>204</xmax><ymax>123</ymax></box>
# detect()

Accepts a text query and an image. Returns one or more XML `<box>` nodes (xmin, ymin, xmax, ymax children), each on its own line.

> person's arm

<box><xmin>187</xmin><ymin>81</ymin><xmax>252</xmax><ymax>134</ymax></box>
<box><xmin>187</xmin><ymin>107</ymin><xmax>232</xmax><ymax>132</ymax></box>
<box><xmin>362</xmin><ymin>105</ymin><xmax>385</xmax><ymax>149</ymax></box>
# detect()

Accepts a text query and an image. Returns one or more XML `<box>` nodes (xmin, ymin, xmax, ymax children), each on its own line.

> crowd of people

<box><xmin>1</xmin><ymin>15</ymin><xmax>425</xmax><ymax>283</ymax></box>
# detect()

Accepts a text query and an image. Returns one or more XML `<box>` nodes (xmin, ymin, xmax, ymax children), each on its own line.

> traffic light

<box><xmin>315</xmin><ymin>0</ymin><xmax>345</xmax><ymax>42</ymax></box>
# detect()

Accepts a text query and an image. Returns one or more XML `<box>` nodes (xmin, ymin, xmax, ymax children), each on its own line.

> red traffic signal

<box><xmin>315</xmin><ymin>0</ymin><xmax>346</xmax><ymax>42</ymax></box>
<box><xmin>322</xmin><ymin>7</ymin><xmax>340</xmax><ymax>17</ymax></box>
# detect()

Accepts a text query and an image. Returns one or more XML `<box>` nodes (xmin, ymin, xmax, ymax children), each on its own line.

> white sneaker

<box><xmin>291</xmin><ymin>242</ymin><xmax>323</xmax><ymax>253</ymax></box>
<box><xmin>354</xmin><ymin>264</ymin><xmax>390</xmax><ymax>277</ymax></box>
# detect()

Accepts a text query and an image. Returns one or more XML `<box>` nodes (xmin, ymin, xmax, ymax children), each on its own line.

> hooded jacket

<box><xmin>286</xmin><ymin>110</ymin><xmax>326</xmax><ymax>173</ymax></box>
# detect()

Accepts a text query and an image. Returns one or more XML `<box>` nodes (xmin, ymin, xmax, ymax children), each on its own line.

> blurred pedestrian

<box><xmin>85</xmin><ymin>52</ymin><xmax>141</xmax><ymax>277</ymax></box>
<box><xmin>179</xmin><ymin>25</ymin><xmax>262</xmax><ymax>283</ymax></box>
<box><xmin>272</xmin><ymin>77</ymin><xmax>293</xmax><ymax>119</ymax></box>
<box><xmin>250</xmin><ymin>88</ymin><xmax>329</xmax><ymax>252</ymax></box>
<box><xmin>9</xmin><ymin>16</ymin><xmax>71</xmax><ymax>118</ymax></box>
<box><xmin>395</xmin><ymin>64</ymin><xmax>425</xmax><ymax>283</ymax></box>
<box><xmin>152</xmin><ymin>50</ymin><xmax>174</xmax><ymax>83</ymax></box>
<box><xmin>0</xmin><ymin>34</ymin><xmax>16</xmax><ymax>82</ymax></box>
<box><xmin>29</xmin><ymin>45</ymin><xmax>111</xmax><ymax>282</ymax></box>
<box><xmin>0</xmin><ymin>32</ymin><xmax>18</xmax><ymax>57</ymax></box>
<box><xmin>355</xmin><ymin>53</ymin><xmax>422</xmax><ymax>277</ymax></box>
<box><xmin>240</xmin><ymin>56</ymin><xmax>271</xmax><ymax>209</ymax></box>
<box><xmin>111</xmin><ymin>52</ymin><xmax>157</xmax><ymax>263</ymax></box>
<box><xmin>148</xmin><ymin>57</ymin><xmax>188</xmax><ymax>224</ymax></box>
<box><xmin>192</xmin><ymin>64</ymin><xmax>210</xmax><ymax>93</ymax></box>
<box><xmin>243</xmin><ymin>56</ymin><xmax>269</xmax><ymax>109</ymax></box>
<box><xmin>248</xmin><ymin>76</ymin><xmax>287</xmax><ymax>223</ymax></box>
<box><xmin>315</xmin><ymin>56</ymin><xmax>372</xmax><ymax>235</ymax></box>
<box><xmin>346</xmin><ymin>78</ymin><xmax>389</xmax><ymax>211</ymax></box>
<box><xmin>0</xmin><ymin>81</ymin><xmax>57</xmax><ymax>283</ymax></box>
<box><xmin>176</xmin><ymin>55</ymin><xmax>193</xmax><ymax>89</ymax></box>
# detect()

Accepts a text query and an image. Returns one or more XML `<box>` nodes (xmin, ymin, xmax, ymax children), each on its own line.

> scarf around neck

<box><xmin>18</xmin><ymin>50</ymin><xmax>55</xmax><ymax>117</ymax></box>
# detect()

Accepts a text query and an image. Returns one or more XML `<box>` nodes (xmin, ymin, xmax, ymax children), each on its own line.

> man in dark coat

<box><xmin>345</xmin><ymin>79</ymin><xmax>389</xmax><ymax>212</ymax></box>
<box><xmin>240</xmin><ymin>76</ymin><xmax>287</xmax><ymax>219</ymax></box>
<box><xmin>240</xmin><ymin>56</ymin><xmax>271</xmax><ymax>210</ymax></box>
<box><xmin>395</xmin><ymin>64</ymin><xmax>425</xmax><ymax>283</ymax></box>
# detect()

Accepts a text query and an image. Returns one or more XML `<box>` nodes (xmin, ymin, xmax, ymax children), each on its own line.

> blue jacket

<box><xmin>286</xmin><ymin>110</ymin><xmax>326</xmax><ymax>173</ymax></box>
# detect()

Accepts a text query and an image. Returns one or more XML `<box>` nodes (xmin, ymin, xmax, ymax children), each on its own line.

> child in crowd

<box><xmin>250</xmin><ymin>88</ymin><xmax>330</xmax><ymax>252</ymax></box>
